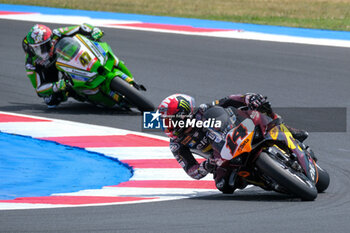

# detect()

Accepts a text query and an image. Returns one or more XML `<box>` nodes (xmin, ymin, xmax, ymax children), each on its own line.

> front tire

<box><xmin>315</xmin><ymin>163</ymin><xmax>330</xmax><ymax>193</ymax></box>
<box><xmin>110</xmin><ymin>77</ymin><xmax>155</xmax><ymax>112</ymax></box>
<box><xmin>256</xmin><ymin>152</ymin><xmax>318</xmax><ymax>201</ymax></box>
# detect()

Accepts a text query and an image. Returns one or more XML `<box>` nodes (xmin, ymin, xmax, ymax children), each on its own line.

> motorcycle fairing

<box><xmin>75</xmin><ymin>34</ymin><xmax>107</xmax><ymax>65</ymax></box>
<box><xmin>220</xmin><ymin>118</ymin><xmax>255</xmax><ymax>160</ymax></box>
<box><xmin>265</xmin><ymin>124</ymin><xmax>318</xmax><ymax>183</ymax></box>
<box><xmin>56</xmin><ymin>36</ymin><xmax>98</xmax><ymax>83</ymax></box>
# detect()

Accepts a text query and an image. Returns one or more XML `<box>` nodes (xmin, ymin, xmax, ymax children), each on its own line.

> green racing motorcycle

<box><xmin>54</xmin><ymin>34</ymin><xmax>155</xmax><ymax>112</ymax></box>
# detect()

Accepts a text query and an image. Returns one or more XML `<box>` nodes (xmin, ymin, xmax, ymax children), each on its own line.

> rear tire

<box><xmin>110</xmin><ymin>77</ymin><xmax>155</xmax><ymax>112</ymax></box>
<box><xmin>315</xmin><ymin>163</ymin><xmax>330</xmax><ymax>193</ymax></box>
<box><xmin>256</xmin><ymin>152</ymin><xmax>318</xmax><ymax>201</ymax></box>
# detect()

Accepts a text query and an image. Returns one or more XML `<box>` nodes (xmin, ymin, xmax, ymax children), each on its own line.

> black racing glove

<box><xmin>244</xmin><ymin>93</ymin><xmax>267</xmax><ymax>110</ymax></box>
<box><xmin>197</xmin><ymin>103</ymin><xmax>211</xmax><ymax>114</ymax></box>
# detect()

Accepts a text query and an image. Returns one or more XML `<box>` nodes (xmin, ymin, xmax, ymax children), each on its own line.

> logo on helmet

<box><xmin>31</xmin><ymin>25</ymin><xmax>48</xmax><ymax>44</ymax></box>
<box><xmin>177</xmin><ymin>96</ymin><xmax>191</xmax><ymax>114</ymax></box>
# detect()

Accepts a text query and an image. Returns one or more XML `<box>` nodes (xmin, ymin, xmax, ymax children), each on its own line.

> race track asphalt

<box><xmin>0</xmin><ymin>19</ymin><xmax>350</xmax><ymax>233</ymax></box>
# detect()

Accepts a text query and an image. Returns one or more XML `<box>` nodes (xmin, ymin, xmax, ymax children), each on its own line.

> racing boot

<box><xmin>44</xmin><ymin>92</ymin><xmax>67</xmax><ymax>109</ymax></box>
<box><xmin>286</xmin><ymin>125</ymin><xmax>309</xmax><ymax>142</ymax></box>
<box><xmin>232</xmin><ymin>175</ymin><xmax>248</xmax><ymax>190</ymax></box>
<box><xmin>215</xmin><ymin>167</ymin><xmax>248</xmax><ymax>194</ymax></box>
<box><xmin>214</xmin><ymin>167</ymin><xmax>235</xmax><ymax>194</ymax></box>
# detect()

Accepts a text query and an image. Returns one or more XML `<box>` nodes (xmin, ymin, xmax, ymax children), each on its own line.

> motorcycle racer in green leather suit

<box><xmin>22</xmin><ymin>23</ymin><xmax>103</xmax><ymax>108</ymax></box>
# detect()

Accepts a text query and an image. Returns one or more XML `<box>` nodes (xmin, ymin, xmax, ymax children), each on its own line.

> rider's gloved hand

<box><xmin>80</xmin><ymin>23</ymin><xmax>104</xmax><ymax>41</ymax></box>
<box><xmin>91</xmin><ymin>27</ymin><xmax>104</xmax><ymax>41</ymax></box>
<box><xmin>198</xmin><ymin>103</ymin><xmax>210</xmax><ymax>114</ymax></box>
<box><xmin>25</xmin><ymin>63</ymin><xmax>36</xmax><ymax>71</ymax></box>
<box><xmin>53</xmin><ymin>79</ymin><xmax>67</xmax><ymax>93</ymax></box>
<box><xmin>244</xmin><ymin>93</ymin><xmax>267</xmax><ymax>110</ymax></box>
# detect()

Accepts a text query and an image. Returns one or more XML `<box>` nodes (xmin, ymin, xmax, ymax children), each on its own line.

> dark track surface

<box><xmin>1</xmin><ymin>20</ymin><xmax>350</xmax><ymax>233</ymax></box>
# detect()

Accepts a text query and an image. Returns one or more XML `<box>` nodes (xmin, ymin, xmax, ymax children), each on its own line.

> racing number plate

<box><xmin>220</xmin><ymin>119</ymin><xmax>255</xmax><ymax>160</ymax></box>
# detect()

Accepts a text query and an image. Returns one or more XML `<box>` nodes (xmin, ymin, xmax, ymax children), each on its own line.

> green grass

<box><xmin>2</xmin><ymin>0</ymin><xmax>350</xmax><ymax>31</ymax></box>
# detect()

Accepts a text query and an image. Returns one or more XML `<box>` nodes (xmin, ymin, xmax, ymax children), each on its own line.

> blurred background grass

<box><xmin>2</xmin><ymin>0</ymin><xmax>350</xmax><ymax>31</ymax></box>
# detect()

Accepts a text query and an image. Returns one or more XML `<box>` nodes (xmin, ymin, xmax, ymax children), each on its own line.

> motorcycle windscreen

<box><xmin>55</xmin><ymin>37</ymin><xmax>80</xmax><ymax>61</ymax></box>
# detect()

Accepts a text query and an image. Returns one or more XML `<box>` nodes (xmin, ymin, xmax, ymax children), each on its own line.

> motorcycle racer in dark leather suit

<box><xmin>158</xmin><ymin>93</ymin><xmax>308</xmax><ymax>193</ymax></box>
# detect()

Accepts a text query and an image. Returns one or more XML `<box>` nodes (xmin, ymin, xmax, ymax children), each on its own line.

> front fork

<box><xmin>267</xmin><ymin>124</ymin><xmax>318</xmax><ymax>184</ymax></box>
<box><xmin>114</xmin><ymin>63</ymin><xmax>147</xmax><ymax>91</ymax></box>
<box><xmin>285</xmin><ymin>143</ymin><xmax>319</xmax><ymax>185</ymax></box>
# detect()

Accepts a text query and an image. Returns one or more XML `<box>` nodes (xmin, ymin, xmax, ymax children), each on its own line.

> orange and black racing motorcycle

<box><xmin>203</xmin><ymin>105</ymin><xmax>330</xmax><ymax>201</ymax></box>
